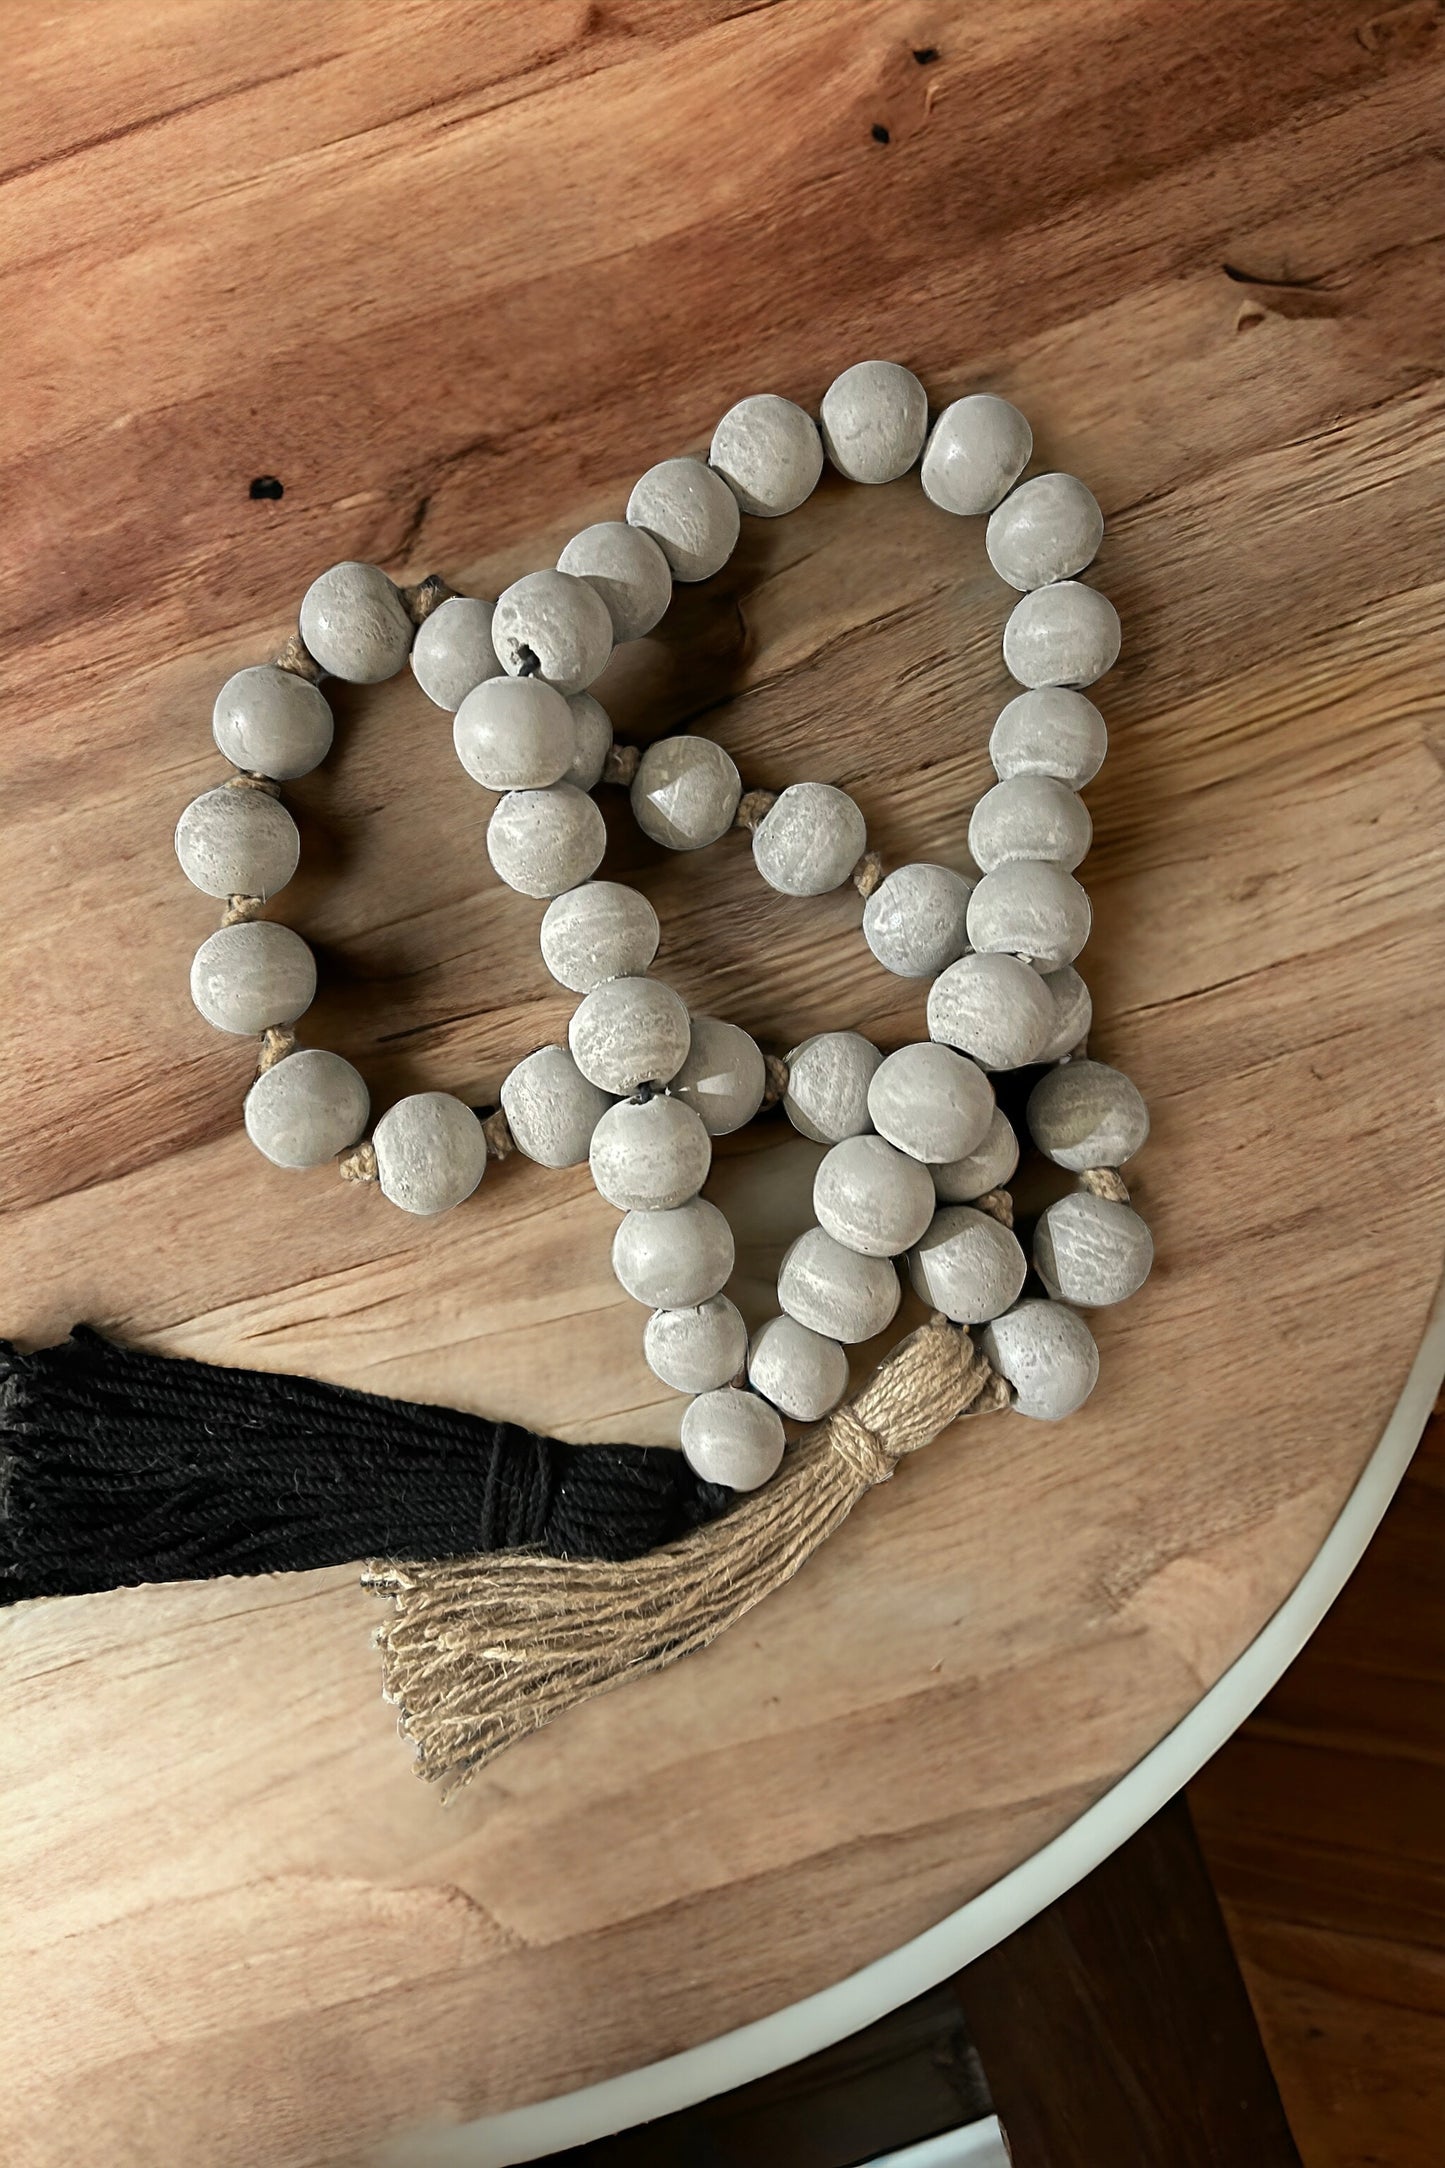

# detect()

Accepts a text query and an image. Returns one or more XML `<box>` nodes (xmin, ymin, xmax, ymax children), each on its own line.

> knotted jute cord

<box><xmin>367</xmin><ymin>1311</ymin><xmax>1011</xmax><ymax>1796</ymax></box>
<box><xmin>1080</xmin><ymin>1165</ymin><xmax>1130</xmax><ymax>1202</ymax></box>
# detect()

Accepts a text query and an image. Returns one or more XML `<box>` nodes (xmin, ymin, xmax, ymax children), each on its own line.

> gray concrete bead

<box><xmin>568</xmin><ymin>975</ymin><xmax>691</xmax><ymax>1094</ymax></box>
<box><xmin>491</xmin><ymin>569</ymin><xmax>613</xmax><ymax>696</ymax></box>
<box><xmin>862</xmin><ymin>861</ymin><xmax>973</xmax><ymax>978</ymax></box>
<box><xmin>243</xmin><ymin>1048</ymin><xmax>370</xmax><ymax>1170</ymax></box>
<box><xmin>189</xmin><ymin>921</ymin><xmax>316</xmax><ymax>1035</ymax></box>
<box><xmin>589</xmin><ymin>1094</ymin><xmax>712</xmax><ymax>1211</ymax></box>
<box><xmin>680</xmin><ymin>1387</ymin><xmax>786</xmax><ymax>1490</ymax></box>
<box><xmin>820</xmin><ymin>360</ymin><xmax>928</xmax><ymax>484</ymax></box>
<box><xmin>644</xmin><ymin>1297</ymin><xmax>748</xmax><ymax>1395</ymax></box>
<box><xmin>612</xmin><ymin>1196</ymin><xmax>735</xmax><ymax>1307</ymax></box>
<box><xmin>486</xmin><ymin>784</ymin><xmax>607</xmax><ymax>899</ymax></box>
<box><xmin>627</xmin><ymin>457</ymin><xmax>741</xmax><ymax>583</ymax></box>
<box><xmin>557</xmin><ymin>521</ymin><xmax>673</xmax><ymax>643</ymax></box>
<box><xmin>1034</xmin><ymin>1191</ymin><xmax>1153</xmax><ymax>1306</ymax></box>
<box><xmin>1027</xmin><ymin>1059</ymin><xmax>1150</xmax><ymax>1172</ymax></box>
<box><xmin>298</xmin><ymin>561</ymin><xmax>413</xmax><ymax>684</ymax></box>
<box><xmin>710</xmin><ymin>394</ymin><xmax>823</xmax><ymax>517</ymax></box>
<box><xmin>748</xmin><ymin>1313</ymin><xmax>849</xmax><ymax>1422</ymax></box>
<box><xmin>454</xmin><ymin>676</ymin><xmax>577</xmax><ymax>792</ymax></box>
<box><xmin>630</xmin><ymin>733</ymin><xmax>741</xmax><ymax>850</ymax></box>
<box><xmin>669</xmin><ymin>1015</ymin><xmax>765</xmax><ymax>1136</ymax></box>
<box><xmin>409</xmin><ymin>595</ymin><xmax>503</xmax><ymax>711</ymax></box>
<box><xmin>212</xmin><ymin>665</ymin><xmax>334</xmax><ymax>779</ymax></box>
<box><xmin>986</xmin><ymin>472</ymin><xmax>1104</xmax><ymax>590</ymax></box>
<box><xmin>499</xmin><ymin>1045</ymin><xmax>612</xmax><ymax>1169</ymax></box>
<box><xmin>989</xmin><ymin>688</ymin><xmax>1107</xmax><ymax>789</ymax></box>
<box><xmin>867</xmin><ymin>1042</ymin><xmax>994</xmax><ymax>1165</ymax></box>
<box><xmin>967</xmin><ymin>863</ymin><xmax>1091</xmax><ymax>969</ymax></box>
<box><xmin>921</xmin><ymin>395</ymin><xmax>1032</xmax><ymax>516</ymax></box>
<box><xmin>373</xmin><ymin>1091</ymin><xmax>488</xmax><ymax>1216</ymax></box>
<box><xmin>753</xmin><ymin>781</ymin><xmax>866</xmax><ymax>896</ymax></box>
<box><xmin>539</xmin><ymin>881</ymin><xmax>660</xmax><ymax>993</ymax></box>
<box><xmin>982</xmin><ymin>1300</ymin><xmax>1100</xmax><ymax>1421</ymax></box>
<box><xmin>1003</xmin><ymin>581</ymin><xmax>1121</xmax><ymax>690</ymax></box>
<box><xmin>1036</xmin><ymin>966</ymin><xmax>1093</xmax><ymax>1062</ymax></box>
<box><xmin>783</xmin><ymin>1031</ymin><xmax>882</xmax><ymax>1144</ymax></box>
<box><xmin>931</xmin><ymin>1105</ymin><xmax>1020</xmax><ymax>1203</ymax></box>
<box><xmin>927</xmin><ymin>951</ymin><xmax>1055</xmax><ymax>1070</ymax></box>
<box><xmin>968</xmin><ymin>774</ymin><xmax>1093</xmax><ymax>875</ymax></box>
<box><xmin>814</xmin><ymin>1134</ymin><xmax>936</xmax><ymax>1257</ymax></box>
<box><xmin>908</xmin><ymin>1206</ymin><xmax>1028</xmax><ymax>1324</ymax></box>
<box><xmin>778</xmin><ymin>1227</ymin><xmax>901</xmax><ymax>1345</ymax></box>
<box><xmin>563</xmin><ymin>692</ymin><xmax>613</xmax><ymax>790</ymax></box>
<box><xmin>174</xmin><ymin>787</ymin><xmax>300</xmax><ymax>901</ymax></box>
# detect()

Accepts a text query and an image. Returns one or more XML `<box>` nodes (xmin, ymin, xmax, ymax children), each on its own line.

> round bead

<box><xmin>298</xmin><ymin>562</ymin><xmax>413</xmax><ymax>684</ymax></box>
<box><xmin>931</xmin><ymin>1105</ymin><xmax>1020</xmax><ymax>1203</ymax></box>
<box><xmin>969</xmin><ymin>774</ymin><xmax>1092</xmax><ymax>875</ymax></box>
<box><xmin>908</xmin><ymin>1206</ymin><xmax>1027</xmax><ymax>1324</ymax></box>
<box><xmin>189</xmin><ymin>922</ymin><xmax>316</xmax><ymax>1035</ymax></box>
<box><xmin>866</xmin><ymin>1042</ymin><xmax>994</xmax><ymax>1165</ymax></box>
<box><xmin>563</xmin><ymin>692</ymin><xmax>613</xmax><ymax>790</ymax></box>
<box><xmin>499</xmin><ymin>1045</ymin><xmax>612</xmax><ymax>1169</ymax></box>
<box><xmin>454</xmin><ymin>676</ymin><xmax>577</xmax><ymax>792</ymax></box>
<box><xmin>612</xmin><ymin>1196</ymin><xmax>735</xmax><ymax>1308</ymax></box>
<box><xmin>630</xmin><ymin>734</ymin><xmax>741</xmax><ymax>851</ymax></box>
<box><xmin>989</xmin><ymin>688</ymin><xmax>1107</xmax><ymax>789</ymax></box>
<box><xmin>820</xmin><ymin>360</ymin><xmax>928</xmax><ymax>484</ymax></box>
<box><xmin>373</xmin><ymin>1091</ymin><xmax>488</xmax><ymax>1216</ymax></box>
<box><xmin>680</xmin><ymin>1388</ymin><xmax>785</xmax><ymax>1491</ymax></box>
<box><xmin>748</xmin><ymin>1314</ymin><xmax>849</xmax><ymax>1422</ymax></box>
<box><xmin>921</xmin><ymin>395</ymin><xmax>1032</xmax><ymax>516</ymax></box>
<box><xmin>752</xmin><ymin>781</ymin><xmax>866</xmax><ymax>896</ymax></box>
<box><xmin>486</xmin><ymin>784</ymin><xmax>607</xmax><ymax>899</ymax></box>
<box><xmin>983</xmin><ymin>1300</ymin><xmax>1100</xmax><ymax>1421</ymax></box>
<box><xmin>778</xmin><ymin>1227</ymin><xmax>901</xmax><ymax>1345</ymax></box>
<box><xmin>669</xmin><ymin>1015</ymin><xmax>765</xmax><ymax>1136</ymax></box>
<box><xmin>174</xmin><ymin>787</ymin><xmax>300</xmax><ymax>900</ymax></box>
<box><xmin>987</xmin><ymin>472</ymin><xmax>1104</xmax><ymax>591</ymax></box>
<box><xmin>927</xmin><ymin>952</ymin><xmax>1055</xmax><ymax>1070</ymax></box>
<box><xmin>967</xmin><ymin>863</ymin><xmax>1091</xmax><ymax>969</ymax></box>
<box><xmin>1035</xmin><ymin>1191</ymin><xmax>1153</xmax><ymax>1306</ymax></box>
<box><xmin>409</xmin><ymin>595</ymin><xmax>503</xmax><ymax>711</ymax></box>
<box><xmin>539</xmin><ymin>881</ymin><xmax>660</xmax><ymax>993</ymax></box>
<box><xmin>243</xmin><ymin>1048</ymin><xmax>370</xmax><ymax>1170</ymax></box>
<box><xmin>813</xmin><ymin>1134</ymin><xmax>936</xmax><ymax>1257</ymax></box>
<box><xmin>589</xmin><ymin>1095</ymin><xmax>712</xmax><ymax>1212</ymax></box>
<box><xmin>568</xmin><ymin>976</ymin><xmax>691</xmax><ymax>1094</ymax></box>
<box><xmin>1037</xmin><ymin>965</ymin><xmax>1093</xmax><ymax>1062</ymax></box>
<box><xmin>557</xmin><ymin>520</ymin><xmax>673</xmax><ymax>643</ymax></box>
<box><xmin>862</xmin><ymin>861</ymin><xmax>973</xmax><ymax>978</ymax></box>
<box><xmin>627</xmin><ymin>457</ymin><xmax>741</xmax><ymax>583</ymax></box>
<box><xmin>212</xmin><ymin>665</ymin><xmax>333</xmax><ymax>779</ymax></box>
<box><xmin>1003</xmin><ymin>581</ymin><xmax>1121</xmax><ymax>690</ymax></box>
<box><xmin>783</xmin><ymin>1031</ymin><xmax>882</xmax><ymax>1144</ymax></box>
<box><xmin>491</xmin><ymin>569</ymin><xmax>613</xmax><ymax>695</ymax></box>
<box><xmin>1027</xmin><ymin>1059</ymin><xmax>1150</xmax><ymax>1171</ymax></box>
<box><xmin>645</xmin><ymin>1298</ymin><xmax>748</xmax><ymax>1395</ymax></box>
<box><xmin>710</xmin><ymin>394</ymin><xmax>824</xmax><ymax>517</ymax></box>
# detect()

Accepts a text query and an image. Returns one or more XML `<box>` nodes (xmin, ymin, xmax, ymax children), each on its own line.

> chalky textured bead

<box><xmin>557</xmin><ymin>520</ymin><xmax>673</xmax><ymax>643</ymax></box>
<box><xmin>410</xmin><ymin>595</ymin><xmax>503</xmax><ymax>711</ymax></box>
<box><xmin>921</xmin><ymin>394</ymin><xmax>1032</xmax><ymax>516</ymax></box>
<box><xmin>752</xmin><ymin>781</ymin><xmax>867</xmax><ymax>895</ymax></box>
<box><xmin>669</xmin><ymin>1015</ymin><xmax>766</xmax><ymax>1136</ymax></box>
<box><xmin>644</xmin><ymin>1297</ymin><xmax>749</xmax><ymax>1395</ymax></box>
<box><xmin>813</xmin><ymin>1134</ymin><xmax>936</xmax><ymax>1257</ymax></box>
<box><xmin>568</xmin><ymin>976</ymin><xmax>691</xmax><ymax>1094</ymax></box>
<box><xmin>243</xmin><ymin>1048</ymin><xmax>370</xmax><ymax>1170</ymax></box>
<box><xmin>986</xmin><ymin>473</ymin><xmax>1104</xmax><ymax>591</ymax></box>
<box><xmin>783</xmin><ymin>1031</ymin><xmax>882</xmax><ymax>1144</ymax></box>
<box><xmin>930</xmin><ymin>1105</ymin><xmax>1020</xmax><ymax>1203</ymax></box>
<box><xmin>1034</xmin><ymin>1191</ymin><xmax>1154</xmax><ymax>1307</ymax></box>
<box><xmin>866</xmin><ymin>1042</ymin><xmax>994</xmax><ymax>1165</ymax></box>
<box><xmin>1037</xmin><ymin>965</ymin><xmax>1093</xmax><ymax>1062</ymax></box>
<box><xmin>820</xmin><ymin>360</ymin><xmax>928</xmax><ymax>484</ymax></box>
<box><xmin>748</xmin><ymin>1314</ymin><xmax>849</xmax><ymax>1422</ymax></box>
<box><xmin>175</xmin><ymin>786</ymin><xmax>300</xmax><ymax>901</ymax></box>
<box><xmin>454</xmin><ymin>676</ymin><xmax>577</xmax><ymax>791</ymax></box>
<box><xmin>213</xmin><ymin>665</ymin><xmax>334</xmax><ymax>779</ymax></box>
<box><xmin>491</xmin><ymin>569</ymin><xmax>613</xmax><ymax>695</ymax></box>
<box><xmin>680</xmin><ymin>1388</ymin><xmax>786</xmax><ymax>1491</ymax></box>
<box><xmin>710</xmin><ymin>394</ymin><xmax>824</xmax><ymax>517</ymax></box>
<box><xmin>1003</xmin><ymin>581</ymin><xmax>1121</xmax><ymax>690</ymax></box>
<box><xmin>589</xmin><ymin>1095</ymin><xmax>712</xmax><ymax>1212</ymax></box>
<box><xmin>612</xmin><ymin>1196</ymin><xmax>735</xmax><ymax>1308</ymax></box>
<box><xmin>373</xmin><ymin>1091</ymin><xmax>488</xmax><ymax>1216</ymax></box>
<box><xmin>777</xmin><ymin>1226</ymin><xmax>901</xmax><ymax>1344</ymax></box>
<box><xmin>927</xmin><ymin>951</ymin><xmax>1055</xmax><ymax>1070</ymax></box>
<box><xmin>499</xmin><ymin>1045</ymin><xmax>613</xmax><ymax>1169</ymax></box>
<box><xmin>982</xmin><ymin>1300</ymin><xmax>1100</xmax><ymax>1421</ymax></box>
<box><xmin>627</xmin><ymin>457</ymin><xmax>741</xmax><ymax>583</ymax></box>
<box><xmin>862</xmin><ymin>861</ymin><xmax>973</xmax><ymax>979</ymax></box>
<box><xmin>968</xmin><ymin>774</ymin><xmax>1093</xmax><ymax>874</ymax></box>
<box><xmin>1027</xmin><ymin>1059</ymin><xmax>1150</xmax><ymax>1171</ymax></box>
<box><xmin>908</xmin><ymin>1205</ymin><xmax>1028</xmax><ymax>1324</ymax></box>
<box><xmin>564</xmin><ymin>692</ymin><xmax>613</xmax><ymax>791</ymax></box>
<box><xmin>989</xmin><ymin>687</ymin><xmax>1107</xmax><ymax>789</ymax></box>
<box><xmin>539</xmin><ymin>881</ymin><xmax>660</xmax><ymax>993</ymax></box>
<box><xmin>299</xmin><ymin>561</ymin><xmax>413</xmax><ymax>683</ymax></box>
<box><xmin>967</xmin><ymin>862</ymin><xmax>1091</xmax><ymax>969</ymax></box>
<box><xmin>190</xmin><ymin>921</ymin><xmax>316</xmax><ymax>1035</ymax></box>
<box><xmin>631</xmin><ymin>734</ymin><xmax>742</xmax><ymax>851</ymax></box>
<box><xmin>486</xmin><ymin>784</ymin><xmax>607</xmax><ymax>899</ymax></box>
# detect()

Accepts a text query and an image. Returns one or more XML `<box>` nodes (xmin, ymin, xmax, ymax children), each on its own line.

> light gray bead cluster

<box><xmin>613</xmin><ymin>1195</ymin><xmax>735</xmax><ymax>1308</ymax></box>
<box><xmin>930</xmin><ymin>1105</ymin><xmax>1019</xmax><ymax>1203</ymax></box>
<box><xmin>1003</xmin><ymin>581</ymin><xmax>1120</xmax><ymax>691</ymax></box>
<box><xmin>299</xmin><ymin>562</ymin><xmax>413</xmax><ymax>684</ymax></box>
<box><xmin>569</xmin><ymin>976</ymin><xmax>691</xmax><ymax>1094</ymax></box>
<box><xmin>645</xmin><ymin>1298</ymin><xmax>748</xmax><ymax>1395</ymax></box>
<box><xmin>680</xmin><ymin>1387</ymin><xmax>786</xmax><ymax>1490</ymax></box>
<box><xmin>486</xmin><ymin>783</ymin><xmax>607</xmax><ymax>898</ymax></box>
<box><xmin>967</xmin><ymin>862</ymin><xmax>1091</xmax><ymax>969</ymax></box>
<box><xmin>752</xmin><ymin>781</ymin><xmax>866</xmax><ymax>895</ymax></box>
<box><xmin>862</xmin><ymin>861</ymin><xmax>972</xmax><ymax>979</ymax></box>
<box><xmin>410</xmin><ymin>596</ymin><xmax>503</xmax><ymax>711</ymax></box>
<box><xmin>813</xmin><ymin>1135</ymin><xmax>935</xmax><ymax>1257</ymax></box>
<box><xmin>627</xmin><ymin>457</ymin><xmax>741</xmax><ymax>583</ymax></box>
<box><xmin>821</xmin><ymin>361</ymin><xmax>928</xmax><ymax>484</ymax></box>
<box><xmin>373</xmin><ymin>1092</ymin><xmax>488</xmax><ymax>1216</ymax></box>
<box><xmin>866</xmin><ymin>1042</ymin><xmax>994</xmax><ymax>1165</ymax></box>
<box><xmin>990</xmin><ymin>688</ymin><xmax>1107</xmax><ymax>789</ymax></box>
<box><xmin>928</xmin><ymin>952</ymin><xmax>1054</xmax><ymax>1070</ymax></box>
<box><xmin>213</xmin><ymin>666</ymin><xmax>333</xmax><ymax>778</ymax></box>
<box><xmin>983</xmin><ymin>1301</ymin><xmax>1099</xmax><ymax>1420</ymax></box>
<box><xmin>908</xmin><ymin>1205</ymin><xmax>1027</xmax><ymax>1324</ymax></box>
<box><xmin>968</xmin><ymin>774</ymin><xmax>1092</xmax><ymax>874</ymax></box>
<box><xmin>589</xmin><ymin>1095</ymin><xmax>711</xmax><ymax>1212</ymax></box>
<box><xmin>748</xmin><ymin>1314</ymin><xmax>849</xmax><ymax>1422</ymax></box>
<box><xmin>778</xmin><ymin>1227</ymin><xmax>901</xmax><ymax>1345</ymax></box>
<box><xmin>540</xmin><ymin>881</ymin><xmax>660</xmax><ymax>993</ymax></box>
<box><xmin>557</xmin><ymin>521</ymin><xmax>672</xmax><ymax>642</ymax></box>
<box><xmin>631</xmin><ymin>735</ymin><xmax>741</xmax><ymax>850</ymax></box>
<box><xmin>454</xmin><ymin>676</ymin><xmax>577</xmax><ymax>792</ymax></box>
<box><xmin>564</xmin><ymin>693</ymin><xmax>613</xmax><ymax>791</ymax></box>
<box><xmin>986</xmin><ymin>473</ymin><xmax>1103</xmax><ymax>591</ymax></box>
<box><xmin>1037</xmin><ymin>966</ymin><xmax>1093</xmax><ymax>1061</ymax></box>
<box><xmin>1027</xmin><ymin>1059</ymin><xmax>1149</xmax><ymax>1170</ymax></box>
<box><xmin>669</xmin><ymin>1015</ymin><xmax>766</xmax><ymax>1135</ymax></box>
<box><xmin>499</xmin><ymin>1045</ymin><xmax>612</xmax><ymax>1169</ymax></box>
<box><xmin>1034</xmin><ymin>1191</ymin><xmax>1153</xmax><ymax>1307</ymax></box>
<box><xmin>783</xmin><ymin>1031</ymin><xmax>882</xmax><ymax>1143</ymax></box>
<box><xmin>190</xmin><ymin>921</ymin><xmax>316</xmax><ymax>1035</ymax></box>
<box><xmin>491</xmin><ymin>569</ymin><xmax>613</xmax><ymax>696</ymax></box>
<box><xmin>711</xmin><ymin>394</ymin><xmax>823</xmax><ymax>517</ymax></box>
<box><xmin>243</xmin><ymin>1049</ymin><xmax>369</xmax><ymax>1170</ymax></box>
<box><xmin>921</xmin><ymin>394</ymin><xmax>1032</xmax><ymax>516</ymax></box>
<box><xmin>175</xmin><ymin>787</ymin><xmax>300</xmax><ymax>901</ymax></box>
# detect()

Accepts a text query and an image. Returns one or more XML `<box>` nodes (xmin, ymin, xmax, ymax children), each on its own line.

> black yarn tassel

<box><xmin>0</xmin><ymin>1327</ymin><xmax>730</xmax><ymax>1605</ymax></box>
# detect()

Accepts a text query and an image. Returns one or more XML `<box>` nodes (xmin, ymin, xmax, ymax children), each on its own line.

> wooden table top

<box><xmin>3</xmin><ymin>4</ymin><xmax>1444</xmax><ymax>2162</ymax></box>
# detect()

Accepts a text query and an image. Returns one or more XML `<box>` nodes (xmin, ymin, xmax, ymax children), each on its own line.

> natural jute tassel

<box><xmin>368</xmin><ymin>1314</ymin><xmax>1011</xmax><ymax>1795</ymax></box>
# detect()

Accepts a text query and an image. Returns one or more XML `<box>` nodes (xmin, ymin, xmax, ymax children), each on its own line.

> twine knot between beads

<box><xmin>851</xmin><ymin>849</ymin><xmax>884</xmax><ymax>899</ymax></box>
<box><xmin>734</xmin><ymin>788</ymin><xmax>777</xmax><ymax>833</ymax></box>
<box><xmin>602</xmin><ymin>741</ymin><xmax>641</xmax><ymax>787</ymax></box>
<box><xmin>480</xmin><ymin>1108</ymin><xmax>514</xmax><ymax>1161</ymax></box>
<box><xmin>1079</xmin><ymin>1166</ymin><xmax>1130</xmax><ymax>1202</ymax></box>
<box><xmin>257</xmin><ymin>1027</ymin><xmax>297</xmax><ymax>1074</ymax></box>
<box><xmin>340</xmin><ymin>1140</ymin><xmax>379</xmax><ymax>1184</ymax></box>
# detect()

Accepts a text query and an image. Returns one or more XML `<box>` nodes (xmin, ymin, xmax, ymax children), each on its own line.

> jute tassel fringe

<box><xmin>367</xmin><ymin>1314</ymin><xmax>1011</xmax><ymax>1796</ymax></box>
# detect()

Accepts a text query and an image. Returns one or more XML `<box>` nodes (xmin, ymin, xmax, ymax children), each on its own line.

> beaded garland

<box><xmin>179</xmin><ymin>361</ymin><xmax>1154</xmax><ymax>1497</ymax></box>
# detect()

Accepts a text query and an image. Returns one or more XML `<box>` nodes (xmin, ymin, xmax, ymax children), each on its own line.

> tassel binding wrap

<box><xmin>368</xmin><ymin>1314</ymin><xmax>1012</xmax><ymax>1797</ymax></box>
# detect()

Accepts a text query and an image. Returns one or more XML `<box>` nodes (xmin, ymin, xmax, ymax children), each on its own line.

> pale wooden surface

<box><xmin>2</xmin><ymin>3</ymin><xmax>1444</xmax><ymax>2163</ymax></box>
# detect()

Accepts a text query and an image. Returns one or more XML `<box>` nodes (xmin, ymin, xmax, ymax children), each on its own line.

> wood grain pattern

<box><xmin>2</xmin><ymin>3</ymin><xmax>1444</xmax><ymax>2161</ymax></box>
